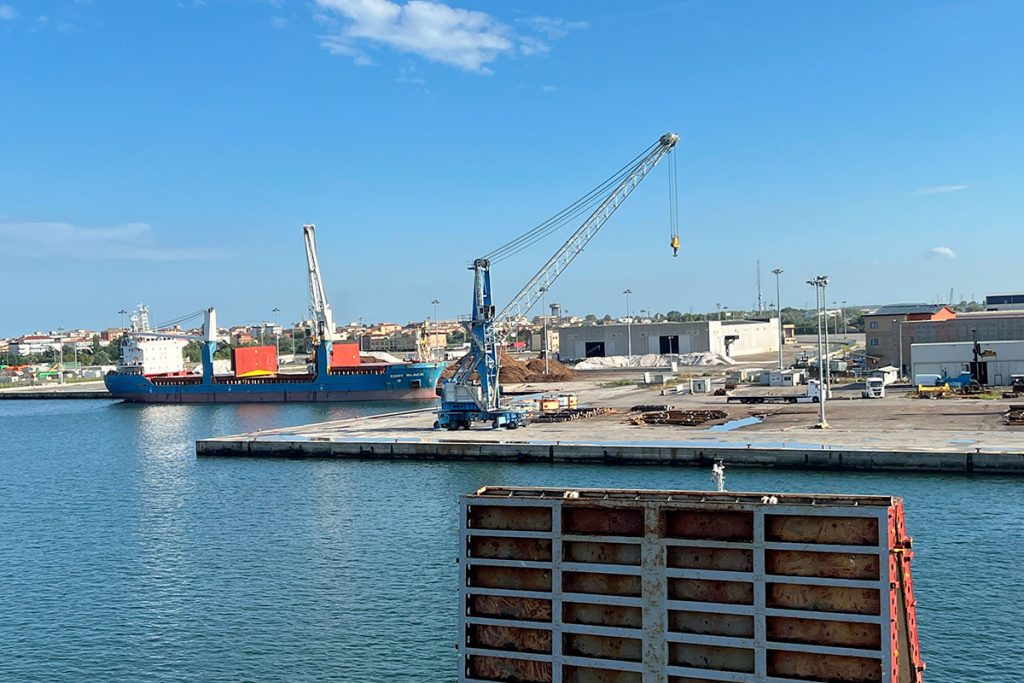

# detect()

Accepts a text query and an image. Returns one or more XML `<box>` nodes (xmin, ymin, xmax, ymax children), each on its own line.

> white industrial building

<box><xmin>910</xmin><ymin>340</ymin><xmax>1024</xmax><ymax>386</ymax></box>
<box><xmin>558</xmin><ymin>319</ymin><xmax>780</xmax><ymax>361</ymax></box>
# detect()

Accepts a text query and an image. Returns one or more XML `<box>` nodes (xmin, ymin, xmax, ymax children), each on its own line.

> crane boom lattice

<box><xmin>493</xmin><ymin>133</ymin><xmax>678</xmax><ymax>342</ymax></box>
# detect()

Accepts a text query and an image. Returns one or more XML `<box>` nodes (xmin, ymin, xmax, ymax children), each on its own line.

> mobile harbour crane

<box><xmin>435</xmin><ymin>133</ymin><xmax>680</xmax><ymax>430</ymax></box>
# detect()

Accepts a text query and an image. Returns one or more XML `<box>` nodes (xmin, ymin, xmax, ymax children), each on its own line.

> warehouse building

<box><xmin>911</xmin><ymin>340</ymin><xmax>1024</xmax><ymax>386</ymax></box>
<box><xmin>901</xmin><ymin>311</ymin><xmax>1024</xmax><ymax>375</ymax></box>
<box><xmin>557</xmin><ymin>318</ymin><xmax>780</xmax><ymax>361</ymax></box>
<box><xmin>863</xmin><ymin>304</ymin><xmax>956</xmax><ymax>370</ymax></box>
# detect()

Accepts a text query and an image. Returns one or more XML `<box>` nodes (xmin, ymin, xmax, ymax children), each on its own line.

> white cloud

<box><xmin>0</xmin><ymin>4</ymin><xmax>18</xmax><ymax>21</ymax></box>
<box><xmin>929</xmin><ymin>246</ymin><xmax>957</xmax><ymax>259</ymax></box>
<box><xmin>315</xmin><ymin>0</ymin><xmax>512</xmax><ymax>73</ymax></box>
<box><xmin>916</xmin><ymin>184</ymin><xmax>968</xmax><ymax>195</ymax></box>
<box><xmin>522</xmin><ymin>16</ymin><xmax>587</xmax><ymax>40</ymax></box>
<box><xmin>314</xmin><ymin>0</ymin><xmax>583</xmax><ymax>73</ymax></box>
<box><xmin>0</xmin><ymin>218</ymin><xmax>225</xmax><ymax>261</ymax></box>
<box><xmin>540</xmin><ymin>84</ymin><xmax>557</xmax><ymax>93</ymax></box>
<box><xmin>271</xmin><ymin>16</ymin><xmax>288</xmax><ymax>29</ymax></box>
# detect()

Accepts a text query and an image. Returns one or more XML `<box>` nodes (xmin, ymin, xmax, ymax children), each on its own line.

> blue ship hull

<box><xmin>104</xmin><ymin>363</ymin><xmax>444</xmax><ymax>404</ymax></box>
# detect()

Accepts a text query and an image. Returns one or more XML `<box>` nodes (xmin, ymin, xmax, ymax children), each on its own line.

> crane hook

<box><xmin>670</xmin><ymin>235</ymin><xmax>680</xmax><ymax>257</ymax></box>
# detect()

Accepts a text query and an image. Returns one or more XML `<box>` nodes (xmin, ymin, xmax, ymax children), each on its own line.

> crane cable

<box><xmin>155</xmin><ymin>309</ymin><xmax>205</xmax><ymax>331</ymax></box>
<box><xmin>668</xmin><ymin>149</ymin><xmax>680</xmax><ymax>257</ymax></box>
<box><xmin>482</xmin><ymin>141</ymin><xmax>660</xmax><ymax>265</ymax></box>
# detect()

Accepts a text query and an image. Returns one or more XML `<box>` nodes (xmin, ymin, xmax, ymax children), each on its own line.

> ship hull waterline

<box><xmin>104</xmin><ymin>364</ymin><xmax>445</xmax><ymax>404</ymax></box>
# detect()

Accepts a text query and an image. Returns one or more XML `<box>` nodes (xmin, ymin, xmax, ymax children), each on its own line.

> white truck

<box><xmin>861</xmin><ymin>376</ymin><xmax>885</xmax><ymax>398</ymax></box>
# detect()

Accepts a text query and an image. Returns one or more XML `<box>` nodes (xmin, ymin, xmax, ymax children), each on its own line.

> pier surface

<box><xmin>0</xmin><ymin>381</ymin><xmax>110</xmax><ymax>399</ymax></box>
<box><xmin>197</xmin><ymin>381</ymin><xmax>1024</xmax><ymax>474</ymax></box>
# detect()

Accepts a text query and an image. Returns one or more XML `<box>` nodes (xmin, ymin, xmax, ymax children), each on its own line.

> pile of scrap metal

<box><xmin>629</xmin><ymin>408</ymin><xmax>728</xmax><ymax>426</ymax></box>
<box><xmin>533</xmin><ymin>407</ymin><xmax>615</xmax><ymax>423</ymax></box>
<box><xmin>630</xmin><ymin>404</ymin><xmax>671</xmax><ymax>412</ymax></box>
<box><xmin>1006</xmin><ymin>405</ymin><xmax>1024</xmax><ymax>426</ymax></box>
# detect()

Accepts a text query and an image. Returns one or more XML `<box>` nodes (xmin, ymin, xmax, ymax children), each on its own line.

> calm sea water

<box><xmin>1</xmin><ymin>400</ymin><xmax>1021</xmax><ymax>682</ymax></box>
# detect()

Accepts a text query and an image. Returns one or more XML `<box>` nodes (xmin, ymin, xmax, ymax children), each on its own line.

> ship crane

<box><xmin>303</xmin><ymin>224</ymin><xmax>337</xmax><ymax>377</ymax></box>
<box><xmin>436</xmin><ymin>132</ymin><xmax>679</xmax><ymax>431</ymax></box>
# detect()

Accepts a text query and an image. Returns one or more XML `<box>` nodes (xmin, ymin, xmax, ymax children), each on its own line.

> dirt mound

<box><xmin>438</xmin><ymin>352</ymin><xmax>576</xmax><ymax>383</ymax></box>
<box><xmin>524</xmin><ymin>357</ymin><xmax>576</xmax><ymax>382</ymax></box>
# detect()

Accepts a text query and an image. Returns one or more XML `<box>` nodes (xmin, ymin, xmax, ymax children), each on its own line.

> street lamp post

<box><xmin>716</xmin><ymin>303</ymin><xmax>722</xmax><ymax>321</ymax></box>
<box><xmin>624</xmin><ymin>289</ymin><xmax>633</xmax><ymax>364</ymax></box>
<box><xmin>841</xmin><ymin>300</ymin><xmax>847</xmax><ymax>336</ymax></box>
<box><xmin>539</xmin><ymin>287</ymin><xmax>549</xmax><ymax>375</ymax></box>
<box><xmin>118</xmin><ymin>309</ymin><xmax>128</xmax><ymax>337</ymax></box>
<box><xmin>772</xmin><ymin>268</ymin><xmax>784</xmax><ymax>370</ymax></box>
<box><xmin>807</xmin><ymin>276</ymin><xmax>829</xmax><ymax>428</ymax></box>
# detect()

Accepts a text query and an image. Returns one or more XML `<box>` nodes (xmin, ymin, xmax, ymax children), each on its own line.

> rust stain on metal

<box><xmin>564</xmin><ymin>506</ymin><xmax>644</xmax><ymax>536</ymax></box>
<box><xmin>563</xmin><ymin>571</ymin><xmax>642</xmax><ymax>597</ymax></box>
<box><xmin>667</xmin><ymin>546</ymin><xmax>753</xmax><ymax>572</ymax></box>
<box><xmin>470</xmin><ymin>505</ymin><xmax>552</xmax><ymax>531</ymax></box>
<box><xmin>663</xmin><ymin>510</ymin><xmax>753</xmax><ymax>541</ymax></box>
<box><xmin>563</xmin><ymin>602</ymin><xmax>642</xmax><ymax>628</ymax></box>
<box><xmin>469</xmin><ymin>595</ymin><xmax>552</xmax><ymax>622</ymax></box>
<box><xmin>669</xmin><ymin>610</ymin><xmax>754</xmax><ymax>638</ymax></box>
<box><xmin>471</xmin><ymin>535</ymin><xmax>553</xmax><ymax>562</ymax></box>
<box><xmin>669</xmin><ymin>643</ymin><xmax>755</xmax><ymax>673</ymax></box>
<box><xmin>768</xmin><ymin>650</ymin><xmax>882</xmax><ymax>683</ymax></box>
<box><xmin>564</xmin><ymin>540</ymin><xmax>641</xmax><ymax>566</ymax></box>
<box><xmin>766</xmin><ymin>514</ymin><xmax>878</xmax><ymax>545</ymax></box>
<box><xmin>768</xmin><ymin>615</ymin><xmax>882</xmax><ymax>649</ymax></box>
<box><xmin>767</xmin><ymin>583</ymin><xmax>881</xmax><ymax>615</ymax></box>
<box><xmin>767</xmin><ymin>549</ymin><xmax>879</xmax><ymax>579</ymax></box>
<box><xmin>564</xmin><ymin>633</ymin><xmax>643</xmax><ymax>663</ymax></box>
<box><xmin>668</xmin><ymin>578</ymin><xmax>754</xmax><ymax>605</ymax></box>
<box><xmin>470</xmin><ymin>624</ymin><xmax>552</xmax><ymax>654</ymax></box>
<box><xmin>469</xmin><ymin>565</ymin><xmax>552</xmax><ymax>591</ymax></box>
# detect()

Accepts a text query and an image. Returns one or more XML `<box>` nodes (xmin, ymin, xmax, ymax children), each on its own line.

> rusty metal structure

<box><xmin>458</xmin><ymin>486</ymin><xmax>923</xmax><ymax>683</ymax></box>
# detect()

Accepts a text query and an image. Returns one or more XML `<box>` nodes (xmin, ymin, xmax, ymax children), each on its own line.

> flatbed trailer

<box><xmin>727</xmin><ymin>379</ymin><xmax>822</xmax><ymax>404</ymax></box>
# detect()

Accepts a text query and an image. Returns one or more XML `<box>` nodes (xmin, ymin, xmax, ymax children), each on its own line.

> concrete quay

<box><xmin>0</xmin><ymin>381</ymin><xmax>111</xmax><ymax>399</ymax></box>
<box><xmin>196</xmin><ymin>399</ymin><xmax>1024</xmax><ymax>475</ymax></box>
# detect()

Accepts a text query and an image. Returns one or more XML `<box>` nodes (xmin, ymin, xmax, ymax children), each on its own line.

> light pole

<box><xmin>772</xmin><ymin>268</ymin><xmax>784</xmax><ymax>370</ymax></box>
<box><xmin>539</xmin><ymin>287</ymin><xmax>549</xmax><ymax>374</ymax></box>
<box><xmin>841</xmin><ymin>300</ymin><xmax>847</xmax><ymax>337</ymax></box>
<box><xmin>716</xmin><ymin>303</ymin><xmax>722</xmax><ymax>321</ymax></box>
<box><xmin>272</xmin><ymin>307</ymin><xmax>281</xmax><ymax>360</ymax></box>
<box><xmin>118</xmin><ymin>309</ymin><xmax>128</xmax><ymax>337</ymax></box>
<box><xmin>623</xmin><ymin>289</ymin><xmax>633</xmax><ymax>364</ymax></box>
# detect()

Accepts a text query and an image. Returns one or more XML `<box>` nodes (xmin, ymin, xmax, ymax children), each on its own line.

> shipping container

<box><xmin>459</xmin><ymin>486</ymin><xmax>923</xmax><ymax>683</ymax></box>
<box><xmin>330</xmin><ymin>342</ymin><xmax>361</xmax><ymax>368</ymax></box>
<box><xmin>232</xmin><ymin>346</ymin><xmax>278</xmax><ymax>377</ymax></box>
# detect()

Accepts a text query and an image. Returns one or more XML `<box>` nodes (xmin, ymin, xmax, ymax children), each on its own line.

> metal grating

<box><xmin>458</xmin><ymin>487</ymin><xmax>924</xmax><ymax>683</ymax></box>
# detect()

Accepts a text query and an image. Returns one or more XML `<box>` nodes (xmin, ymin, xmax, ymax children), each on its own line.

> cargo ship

<box><xmin>104</xmin><ymin>226</ymin><xmax>445</xmax><ymax>403</ymax></box>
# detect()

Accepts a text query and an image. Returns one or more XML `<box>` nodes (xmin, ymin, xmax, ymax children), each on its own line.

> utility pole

<box><xmin>772</xmin><ymin>268</ymin><xmax>784</xmax><ymax>370</ymax></box>
<box><xmin>624</xmin><ymin>289</ymin><xmax>633</xmax><ymax>364</ymax></box>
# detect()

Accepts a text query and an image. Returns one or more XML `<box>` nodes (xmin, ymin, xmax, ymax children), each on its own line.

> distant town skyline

<box><xmin>2</xmin><ymin>0</ymin><xmax>1021</xmax><ymax>336</ymax></box>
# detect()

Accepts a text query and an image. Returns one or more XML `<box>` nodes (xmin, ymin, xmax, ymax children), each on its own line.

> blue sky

<box><xmin>1</xmin><ymin>0</ymin><xmax>1021</xmax><ymax>335</ymax></box>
